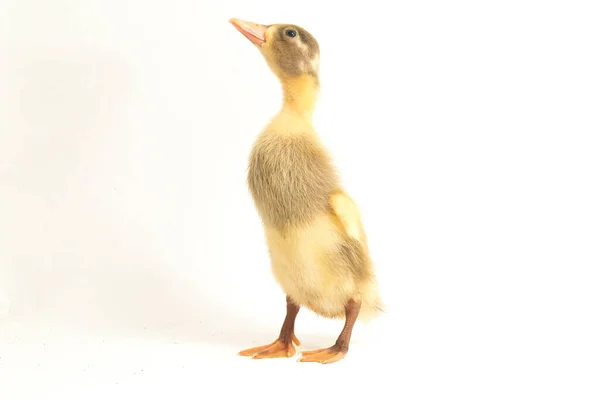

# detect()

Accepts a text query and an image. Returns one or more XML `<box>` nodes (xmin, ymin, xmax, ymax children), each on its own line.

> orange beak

<box><xmin>229</xmin><ymin>18</ymin><xmax>267</xmax><ymax>48</ymax></box>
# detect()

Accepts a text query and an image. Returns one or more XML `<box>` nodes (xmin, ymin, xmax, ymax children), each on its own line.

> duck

<box><xmin>229</xmin><ymin>17</ymin><xmax>383</xmax><ymax>364</ymax></box>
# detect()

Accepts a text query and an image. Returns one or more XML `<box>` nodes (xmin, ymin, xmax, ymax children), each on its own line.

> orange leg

<box><xmin>298</xmin><ymin>299</ymin><xmax>361</xmax><ymax>364</ymax></box>
<box><xmin>239</xmin><ymin>296</ymin><xmax>301</xmax><ymax>359</ymax></box>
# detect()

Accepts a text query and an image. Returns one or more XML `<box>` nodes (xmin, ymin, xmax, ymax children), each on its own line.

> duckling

<box><xmin>229</xmin><ymin>18</ymin><xmax>383</xmax><ymax>364</ymax></box>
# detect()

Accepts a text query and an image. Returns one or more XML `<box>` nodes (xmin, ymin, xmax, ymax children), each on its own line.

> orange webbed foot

<box><xmin>297</xmin><ymin>344</ymin><xmax>348</xmax><ymax>364</ymax></box>
<box><xmin>239</xmin><ymin>333</ymin><xmax>301</xmax><ymax>359</ymax></box>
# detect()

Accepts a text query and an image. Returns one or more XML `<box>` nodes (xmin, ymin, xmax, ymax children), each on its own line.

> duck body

<box><xmin>248</xmin><ymin>108</ymin><xmax>381</xmax><ymax>321</ymax></box>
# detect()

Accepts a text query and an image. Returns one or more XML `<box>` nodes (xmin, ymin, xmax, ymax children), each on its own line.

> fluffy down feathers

<box><xmin>248</xmin><ymin>109</ymin><xmax>383</xmax><ymax>321</ymax></box>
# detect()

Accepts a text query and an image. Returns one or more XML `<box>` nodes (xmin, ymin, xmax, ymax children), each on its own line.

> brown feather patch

<box><xmin>247</xmin><ymin>132</ymin><xmax>340</xmax><ymax>231</ymax></box>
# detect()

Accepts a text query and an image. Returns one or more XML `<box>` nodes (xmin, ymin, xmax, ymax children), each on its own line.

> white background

<box><xmin>1</xmin><ymin>0</ymin><xmax>599</xmax><ymax>398</ymax></box>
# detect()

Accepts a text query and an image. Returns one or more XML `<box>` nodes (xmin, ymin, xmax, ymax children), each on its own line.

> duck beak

<box><xmin>229</xmin><ymin>18</ymin><xmax>267</xmax><ymax>48</ymax></box>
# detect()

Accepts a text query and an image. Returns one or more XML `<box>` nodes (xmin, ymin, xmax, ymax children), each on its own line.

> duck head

<box><xmin>229</xmin><ymin>18</ymin><xmax>320</xmax><ymax>82</ymax></box>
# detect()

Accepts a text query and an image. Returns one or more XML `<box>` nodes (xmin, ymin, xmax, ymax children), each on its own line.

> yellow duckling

<box><xmin>229</xmin><ymin>17</ymin><xmax>383</xmax><ymax>364</ymax></box>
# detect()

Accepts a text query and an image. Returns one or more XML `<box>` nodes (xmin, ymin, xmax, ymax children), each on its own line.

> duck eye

<box><xmin>285</xmin><ymin>29</ymin><xmax>297</xmax><ymax>38</ymax></box>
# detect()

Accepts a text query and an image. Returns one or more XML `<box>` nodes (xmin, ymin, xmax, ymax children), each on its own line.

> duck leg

<box><xmin>239</xmin><ymin>296</ymin><xmax>301</xmax><ymax>359</ymax></box>
<box><xmin>298</xmin><ymin>299</ymin><xmax>361</xmax><ymax>364</ymax></box>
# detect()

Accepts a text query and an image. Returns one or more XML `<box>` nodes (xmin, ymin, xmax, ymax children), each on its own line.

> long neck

<box><xmin>280</xmin><ymin>74</ymin><xmax>319</xmax><ymax>122</ymax></box>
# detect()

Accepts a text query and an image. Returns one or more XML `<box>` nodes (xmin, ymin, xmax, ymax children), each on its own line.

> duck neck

<box><xmin>280</xmin><ymin>74</ymin><xmax>319</xmax><ymax>123</ymax></box>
